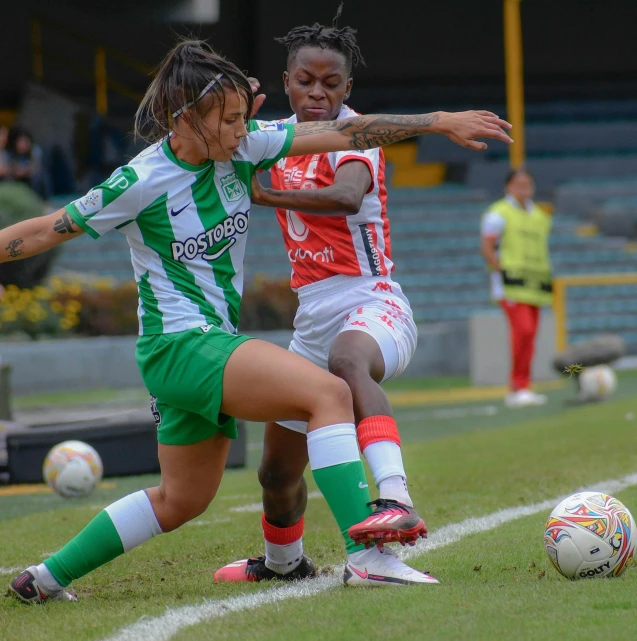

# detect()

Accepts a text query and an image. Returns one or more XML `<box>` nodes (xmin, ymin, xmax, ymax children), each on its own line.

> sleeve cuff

<box><xmin>258</xmin><ymin>124</ymin><xmax>295</xmax><ymax>171</ymax></box>
<box><xmin>335</xmin><ymin>155</ymin><xmax>375</xmax><ymax>194</ymax></box>
<box><xmin>65</xmin><ymin>204</ymin><xmax>100</xmax><ymax>239</ymax></box>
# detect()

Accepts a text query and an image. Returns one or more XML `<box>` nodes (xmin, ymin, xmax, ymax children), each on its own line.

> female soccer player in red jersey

<box><xmin>215</xmin><ymin>11</ymin><xmax>509</xmax><ymax>586</ymax></box>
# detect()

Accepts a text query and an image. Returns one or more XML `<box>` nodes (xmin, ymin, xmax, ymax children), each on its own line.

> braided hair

<box><xmin>275</xmin><ymin>3</ymin><xmax>365</xmax><ymax>73</ymax></box>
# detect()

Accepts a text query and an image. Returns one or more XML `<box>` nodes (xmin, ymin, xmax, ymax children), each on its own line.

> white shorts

<box><xmin>279</xmin><ymin>275</ymin><xmax>418</xmax><ymax>434</ymax></box>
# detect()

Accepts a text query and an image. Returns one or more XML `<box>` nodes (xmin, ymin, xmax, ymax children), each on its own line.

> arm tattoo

<box><xmin>53</xmin><ymin>212</ymin><xmax>78</xmax><ymax>235</ymax></box>
<box><xmin>6</xmin><ymin>238</ymin><xmax>24</xmax><ymax>259</ymax></box>
<box><xmin>294</xmin><ymin>113</ymin><xmax>441</xmax><ymax>150</ymax></box>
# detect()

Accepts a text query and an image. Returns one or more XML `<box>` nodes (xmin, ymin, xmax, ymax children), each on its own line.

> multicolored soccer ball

<box><xmin>579</xmin><ymin>365</ymin><xmax>617</xmax><ymax>401</ymax></box>
<box><xmin>43</xmin><ymin>440</ymin><xmax>103</xmax><ymax>498</ymax></box>
<box><xmin>544</xmin><ymin>492</ymin><xmax>635</xmax><ymax>579</ymax></box>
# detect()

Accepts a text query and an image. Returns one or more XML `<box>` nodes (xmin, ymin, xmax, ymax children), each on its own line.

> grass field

<box><xmin>2</xmin><ymin>373</ymin><xmax>637</xmax><ymax>641</ymax></box>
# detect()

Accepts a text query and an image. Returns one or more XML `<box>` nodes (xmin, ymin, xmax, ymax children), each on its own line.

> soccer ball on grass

<box><xmin>578</xmin><ymin>365</ymin><xmax>617</xmax><ymax>402</ymax></box>
<box><xmin>43</xmin><ymin>440</ymin><xmax>103</xmax><ymax>498</ymax></box>
<box><xmin>544</xmin><ymin>491</ymin><xmax>635</xmax><ymax>579</ymax></box>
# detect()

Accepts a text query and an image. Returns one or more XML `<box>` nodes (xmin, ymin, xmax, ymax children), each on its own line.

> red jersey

<box><xmin>270</xmin><ymin>105</ymin><xmax>393</xmax><ymax>289</ymax></box>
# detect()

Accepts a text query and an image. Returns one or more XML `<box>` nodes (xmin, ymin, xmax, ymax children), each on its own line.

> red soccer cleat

<box><xmin>348</xmin><ymin>499</ymin><xmax>428</xmax><ymax>548</ymax></box>
<box><xmin>213</xmin><ymin>555</ymin><xmax>317</xmax><ymax>583</ymax></box>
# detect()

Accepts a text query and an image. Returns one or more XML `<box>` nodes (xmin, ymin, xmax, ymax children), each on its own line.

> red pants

<box><xmin>500</xmin><ymin>301</ymin><xmax>540</xmax><ymax>391</ymax></box>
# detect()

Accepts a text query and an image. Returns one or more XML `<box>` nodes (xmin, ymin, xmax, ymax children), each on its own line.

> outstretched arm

<box><xmin>0</xmin><ymin>209</ymin><xmax>84</xmax><ymax>262</ymax></box>
<box><xmin>252</xmin><ymin>161</ymin><xmax>371</xmax><ymax>216</ymax></box>
<box><xmin>287</xmin><ymin>110</ymin><xmax>513</xmax><ymax>158</ymax></box>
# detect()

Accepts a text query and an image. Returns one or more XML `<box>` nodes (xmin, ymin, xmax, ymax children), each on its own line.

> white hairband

<box><xmin>171</xmin><ymin>73</ymin><xmax>224</xmax><ymax>119</ymax></box>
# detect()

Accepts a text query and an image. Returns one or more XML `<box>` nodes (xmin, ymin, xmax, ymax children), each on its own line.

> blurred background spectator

<box><xmin>0</xmin><ymin>125</ymin><xmax>10</xmax><ymax>181</ymax></box>
<box><xmin>6</xmin><ymin>126</ymin><xmax>49</xmax><ymax>198</ymax></box>
<box><xmin>481</xmin><ymin>170</ymin><xmax>552</xmax><ymax>406</ymax></box>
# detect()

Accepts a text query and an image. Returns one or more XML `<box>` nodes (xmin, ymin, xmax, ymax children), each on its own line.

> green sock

<box><xmin>44</xmin><ymin>511</ymin><xmax>125</xmax><ymax>586</ymax></box>
<box><xmin>308</xmin><ymin>424</ymin><xmax>372</xmax><ymax>553</ymax></box>
<box><xmin>44</xmin><ymin>489</ymin><xmax>162</xmax><ymax>586</ymax></box>
<box><xmin>312</xmin><ymin>460</ymin><xmax>372</xmax><ymax>553</ymax></box>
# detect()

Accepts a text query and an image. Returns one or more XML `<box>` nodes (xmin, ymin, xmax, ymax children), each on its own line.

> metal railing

<box><xmin>30</xmin><ymin>16</ymin><xmax>153</xmax><ymax>116</ymax></box>
<box><xmin>552</xmin><ymin>272</ymin><xmax>637</xmax><ymax>350</ymax></box>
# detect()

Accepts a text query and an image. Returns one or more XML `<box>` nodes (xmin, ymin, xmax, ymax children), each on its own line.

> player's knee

<box><xmin>159</xmin><ymin>490</ymin><xmax>214</xmax><ymax>531</ymax></box>
<box><xmin>328</xmin><ymin>351</ymin><xmax>367</xmax><ymax>384</ymax></box>
<box><xmin>258</xmin><ymin>460</ymin><xmax>302</xmax><ymax>493</ymax></box>
<box><xmin>316</xmin><ymin>374</ymin><xmax>353</xmax><ymax>413</ymax></box>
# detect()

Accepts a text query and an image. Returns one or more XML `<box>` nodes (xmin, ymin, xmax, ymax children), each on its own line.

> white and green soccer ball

<box><xmin>544</xmin><ymin>491</ymin><xmax>635</xmax><ymax>580</ymax></box>
<box><xmin>43</xmin><ymin>440</ymin><xmax>103</xmax><ymax>498</ymax></box>
<box><xmin>579</xmin><ymin>365</ymin><xmax>617</xmax><ymax>401</ymax></box>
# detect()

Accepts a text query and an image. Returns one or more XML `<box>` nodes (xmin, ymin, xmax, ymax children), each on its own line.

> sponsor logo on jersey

<box><xmin>288</xmin><ymin>246</ymin><xmax>335</xmax><ymax>264</ymax></box>
<box><xmin>171</xmin><ymin>211</ymin><xmax>249</xmax><ymax>262</ymax></box>
<box><xmin>286</xmin><ymin>210</ymin><xmax>309</xmax><ymax>241</ymax></box>
<box><xmin>74</xmin><ymin>189</ymin><xmax>103</xmax><ymax>216</ymax></box>
<box><xmin>360</xmin><ymin>225</ymin><xmax>382</xmax><ymax>275</ymax></box>
<box><xmin>220</xmin><ymin>173</ymin><xmax>247</xmax><ymax>203</ymax></box>
<box><xmin>284</xmin><ymin>166</ymin><xmax>305</xmax><ymax>186</ymax></box>
<box><xmin>257</xmin><ymin>121</ymin><xmax>285</xmax><ymax>131</ymax></box>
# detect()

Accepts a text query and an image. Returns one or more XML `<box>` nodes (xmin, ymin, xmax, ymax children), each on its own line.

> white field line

<box><xmin>0</xmin><ymin>566</ymin><xmax>21</xmax><ymax>575</ymax></box>
<box><xmin>229</xmin><ymin>490</ymin><xmax>323</xmax><ymax>513</ymax></box>
<box><xmin>99</xmin><ymin>471</ymin><xmax>637</xmax><ymax>641</ymax></box>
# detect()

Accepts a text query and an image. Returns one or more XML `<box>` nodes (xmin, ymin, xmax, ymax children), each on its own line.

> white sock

<box><xmin>35</xmin><ymin>563</ymin><xmax>63</xmax><ymax>594</ymax></box>
<box><xmin>265</xmin><ymin>539</ymin><xmax>304</xmax><ymax>574</ymax></box>
<box><xmin>378</xmin><ymin>475</ymin><xmax>412</xmax><ymax>507</ymax></box>
<box><xmin>105</xmin><ymin>490</ymin><xmax>163</xmax><ymax>551</ymax></box>
<box><xmin>362</xmin><ymin>441</ymin><xmax>413</xmax><ymax>506</ymax></box>
<box><xmin>307</xmin><ymin>423</ymin><xmax>360</xmax><ymax>469</ymax></box>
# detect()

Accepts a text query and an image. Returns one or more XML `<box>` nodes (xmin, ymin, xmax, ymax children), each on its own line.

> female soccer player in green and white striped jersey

<box><xmin>2</xmin><ymin>39</ymin><xmax>512</xmax><ymax>603</ymax></box>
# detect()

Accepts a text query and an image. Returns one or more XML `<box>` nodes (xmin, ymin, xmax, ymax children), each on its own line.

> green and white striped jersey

<box><xmin>66</xmin><ymin>121</ymin><xmax>293</xmax><ymax>335</ymax></box>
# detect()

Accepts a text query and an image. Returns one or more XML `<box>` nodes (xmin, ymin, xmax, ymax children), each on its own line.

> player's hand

<box><xmin>250</xmin><ymin>174</ymin><xmax>269</xmax><ymax>206</ymax></box>
<box><xmin>247</xmin><ymin>77</ymin><xmax>266</xmax><ymax>118</ymax></box>
<box><xmin>437</xmin><ymin>111</ymin><xmax>513</xmax><ymax>151</ymax></box>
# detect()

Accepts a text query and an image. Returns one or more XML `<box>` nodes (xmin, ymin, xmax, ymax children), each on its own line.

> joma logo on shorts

<box><xmin>171</xmin><ymin>211</ymin><xmax>249</xmax><ymax>262</ymax></box>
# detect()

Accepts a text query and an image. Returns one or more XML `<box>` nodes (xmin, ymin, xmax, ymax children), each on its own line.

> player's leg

<box><xmin>9</xmin><ymin>427</ymin><xmax>232</xmax><ymax>604</ymax></box>
<box><xmin>214</xmin><ymin>421</ymin><xmax>315</xmax><ymax>582</ymax></box>
<box><xmin>215</xmin><ymin>310</ymin><xmax>325</xmax><ymax>583</ymax></box>
<box><xmin>219</xmin><ymin>338</ymin><xmax>380</xmax><ymax>555</ymax></box>
<box><xmin>9</xmin><ymin>328</ymin><xmax>242</xmax><ymax>604</ymax></box>
<box><xmin>216</xmin><ymin>330</ymin><xmax>437</xmax><ymax>586</ymax></box>
<box><xmin>327</xmin><ymin>303</ymin><xmax>426</xmax><ymax>547</ymax></box>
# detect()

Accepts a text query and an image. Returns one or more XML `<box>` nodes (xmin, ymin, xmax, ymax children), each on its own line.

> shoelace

<box><xmin>367</xmin><ymin>498</ymin><xmax>410</xmax><ymax>514</ymax></box>
<box><xmin>245</xmin><ymin>556</ymin><xmax>267</xmax><ymax>576</ymax></box>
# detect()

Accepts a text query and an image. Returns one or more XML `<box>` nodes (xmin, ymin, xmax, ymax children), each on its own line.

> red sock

<box><xmin>262</xmin><ymin>514</ymin><xmax>304</xmax><ymax>544</ymax></box>
<box><xmin>357</xmin><ymin>415</ymin><xmax>401</xmax><ymax>451</ymax></box>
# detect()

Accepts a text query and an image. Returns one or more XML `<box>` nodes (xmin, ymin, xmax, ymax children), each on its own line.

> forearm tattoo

<box><xmin>294</xmin><ymin>113</ymin><xmax>441</xmax><ymax>149</ymax></box>
<box><xmin>53</xmin><ymin>212</ymin><xmax>78</xmax><ymax>234</ymax></box>
<box><xmin>6</xmin><ymin>238</ymin><xmax>24</xmax><ymax>259</ymax></box>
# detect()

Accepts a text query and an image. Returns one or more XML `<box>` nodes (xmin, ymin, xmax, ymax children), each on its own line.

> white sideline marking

<box><xmin>98</xmin><ymin>471</ymin><xmax>637</xmax><ymax>641</ymax></box>
<box><xmin>229</xmin><ymin>491</ymin><xmax>323</xmax><ymax>513</ymax></box>
<box><xmin>399</xmin><ymin>472</ymin><xmax>637</xmax><ymax>562</ymax></box>
<box><xmin>0</xmin><ymin>566</ymin><xmax>21</xmax><ymax>575</ymax></box>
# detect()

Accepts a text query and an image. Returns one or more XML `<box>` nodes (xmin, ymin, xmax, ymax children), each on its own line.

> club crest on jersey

<box><xmin>220</xmin><ymin>173</ymin><xmax>247</xmax><ymax>203</ymax></box>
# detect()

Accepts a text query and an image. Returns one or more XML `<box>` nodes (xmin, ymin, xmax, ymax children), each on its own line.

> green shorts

<box><xmin>136</xmin><ymin>326</ymin><xmax>252</xmax><ymax>446</ymax></box>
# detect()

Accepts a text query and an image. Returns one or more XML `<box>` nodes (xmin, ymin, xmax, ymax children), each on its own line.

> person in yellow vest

<box><xmin>481</xmin><ymin>169</ymin><xmax>553</xmax><ymax>407</ymax></box>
